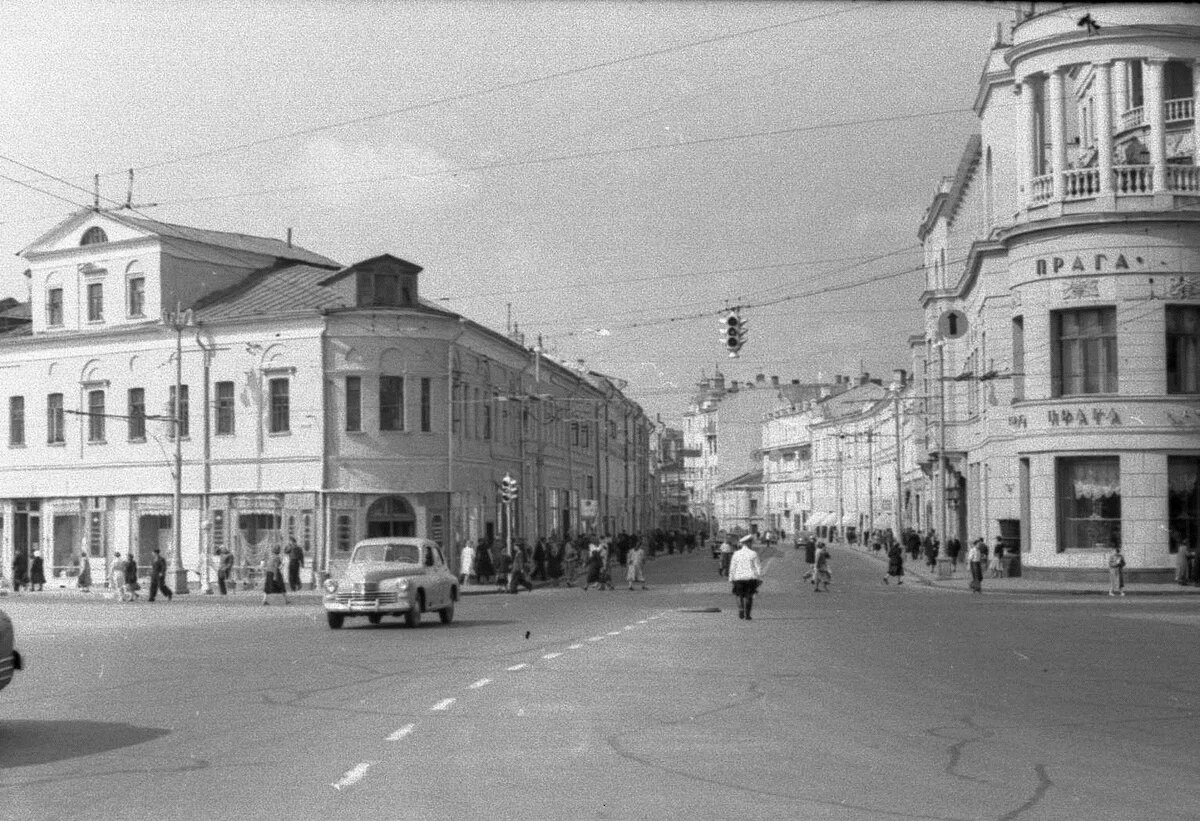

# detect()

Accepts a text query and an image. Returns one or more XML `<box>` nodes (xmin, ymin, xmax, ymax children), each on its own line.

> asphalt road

<box><xmin>2</xmin><ymin>545</ymin><xmax>1198</xmax><ymax>821</ymax></box>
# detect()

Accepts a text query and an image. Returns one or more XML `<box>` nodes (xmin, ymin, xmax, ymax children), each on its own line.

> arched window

<box><xmin>366</xmin><ymin>495</ymin><xmax>416</xmax><ymax>538</ymax></box>
<box><xmin>80</xmin><ymin>227</ymin><xmax>108</xmax><ymax>246</ymax></box>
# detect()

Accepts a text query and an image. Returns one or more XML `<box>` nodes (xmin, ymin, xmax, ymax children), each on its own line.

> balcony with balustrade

<box><xmin>1009</xmin><ymin>5</ymin><xmax>1200</xmax><ymax>220</ymax></box>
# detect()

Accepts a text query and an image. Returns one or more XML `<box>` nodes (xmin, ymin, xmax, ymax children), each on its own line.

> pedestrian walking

<box><xmin>583</xmin><ymin>541</ymin><xmax>604</xmax><ymax>591</ymax></box>
<box><xmin>474</xmin><ymin>539</ymin><xmax>494</xmax><ymax>585</ymax></box>
<box><xmin>547</xmin><ymin>540</ymin><xmax>564</xmax><ymax>586</ymax></box>
<box><xmin>923</xmin><ymin>531</ymin><xmax>938</xmax><ymax>570</ymax></box>
<box><xmin>76</xmin><ymin>549</ymin><xmax>93</xmax><ymax>592</ymax></box>
<box><xmin>216</xmin><ymin>547</ymin><xmax>234</xmax><ymax>595</ymax></box>
<box><xmin>883</xmin><ymin>541</ymin><xmax>904</xmax><ymax>585</ymax></box>
<box><xmin>111</xmin><ymin>553</ymin><xmax>133</xmax><ymax>602</ymax></box>
<box><xmin>1172</xmin><ymin>530</ymin><xmax>1190</xmax><ymax>586</ymax></box>
<box><xmin>812</xmin><ymin>543</ymin><xmax>831</xmax><ymax>592</ymax></box>
<box><xmin>561</xmin><ymin>540</ymin><xmax>579</xmax><ymax>587</ymax></box>
<box><xmin>286</xmin><ymin>538</ymin><xmax>304</xmax><ymax>592</ymax></box>
<box><xmin>262</xmin><ymin>545</ymin><xmax>289</xmax><ymax>605</ymax></box>
<box><xmin>10</xmin><ymin>550</ymin><xmax>28</xmax><ymax>593</ymax></box>
<box><xmin>1107</xmin><ymin>543</ymin><xmax>1126</xmax><ymax>597</ymax></box>
<box><xmin>29</xmin><ymin>550</ymin><xmax>46</xmax><ymax>591</ymax></box>
<box><xmin>946</xmin><ymin>536</ymin><xmax>961</xmax><ymax>571</ymax></box>
<box><xmin>626</xmin><ymin>540</ymin><xmax>648</xmax><ymax>590</ymax></box>
<box><xmin>148</xmin><ymin>547</ymin><xmax>174</xmax><ymax>602</ymax></box>
<box><xmin>728</xmin><ymin>535</ymin><xmax>763</xmax><ymax>620</ymax></box>
<box><xmin>718</xmin><ymin>534</ymin><xmax>735</xmax><ymax>577</ymax></box>
<box><xmin>967</xmin><ymin>538</ymin><xmax>984</xmax><ymax>593</ymax></box>
<box><xmin>507</xmin><ymin>544</ymin><xmax>534</xmax><ymax>594</ymax></box>
<box><xmin>987</xmin><ymin>541</ymin><xmax>1004</xmax><ymax>578</ymax></box>
<box><xmin>458</xmin><ymin>540</ymin><xmax>476</xmax><ymax>585</ymax></box>
<box><xmin>123</xmin><ymin>552</ymin><xmax>141</xmax><ymax>601</ymax></box>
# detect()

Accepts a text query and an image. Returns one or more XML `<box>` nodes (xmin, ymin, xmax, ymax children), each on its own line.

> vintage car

<box><xmin>323</xmin><ymin>537</ymin><xmax>458</xmax><ymax>630</ymax></box>
<box><xmin>0</xmin><ymin>608</ymin><xmax>22</xmax><ymax>693</ymax></box>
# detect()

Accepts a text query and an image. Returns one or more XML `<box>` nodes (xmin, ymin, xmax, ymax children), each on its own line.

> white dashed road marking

<box><xmin>606</xmin><ymin>631</ymin><xmax>621</xmax><ymax>636</ymax></box>
<box><xmin>507</xmin><ymin>663</ymin><xmax>529</xmax><ymax>671</ymax></box>
<box><xmin>386</xmin><ymin>724</ymin><xmax>415</xmax><ymax>741</ymax></box>
<box><xmin>588</xmin><ymin>636</ymin><xmax>605</xmax><ymax>642</ymax></box>
<box><xmin>431</xmin><ymin>698</ymin><xmax>456</xmax><ymax>711</ymax></box>
<box><xmin>636</xmin><ymin>620</ymin><xmax>648</xmax><ymax>624</ymax></box>
<box><xmin>332</xmin><ymin>762</ymin><xmax>373</xmax><ymax>791</ymax></box>
<box><xmin>568</xmin><ymin>643</ymin><xmax>583</xmax><ymax>650</ymax></box>
<box><xmin>468</xmin><ymin>678</ymin><xmax>492</xmax><ymax>689</ymax></box>
<box><xmin>542</xmin><ymin>652</ymin><xmax>562</xmax><ymax>659</ymax></box>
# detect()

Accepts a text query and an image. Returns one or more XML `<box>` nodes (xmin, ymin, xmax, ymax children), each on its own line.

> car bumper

<box><xmin>323</xmin><ymin>597</ymin><xmax>413</xmax><ymax>615</ymax></box>
<box><xmin>0</xmin><ymin>650</ymin><xmax>20</xmax><ymax>692</ymax></box>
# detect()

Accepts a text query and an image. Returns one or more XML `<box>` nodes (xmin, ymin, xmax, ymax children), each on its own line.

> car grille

<box><xmin>330</xmin><ymin>589</ymin><xmax>400</xmax><ymax>606</ymax></box>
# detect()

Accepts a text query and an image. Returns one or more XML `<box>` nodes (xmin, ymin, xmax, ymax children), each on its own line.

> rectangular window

<box><xmin>269</xmin><ymin>378</ymin><xmax>290</xmax><ymax>433</ymax></box>
<box><xmin>211</xmin><ymin>509</ymin><xmax>226</xmax><ymax>551</ymax></box>
<box><xmin>47</xmin><ymin>393</ymin><xmax>65</xmax><ymax>444</ymax></box>
<box><xmin>9</xmin><ymin>396</ymin><xmax>24</xmax><ymax>446</ymax></box>
<box><xmin>374</xmin><ymin>273</ymin><xmax>399</xmax><ymax>305</ymax></box>
<box><xmin>215</xmin><ymin>381</ymin><xmax>235</xmax><ymax>435</ymax></box>
<box><xmin>450</xmin><ymin>383</ymin><xmax>461</xmax><ymax>434</ymax></box>
<box><xmin>87</xmin><ymin>282</ymin><xmax>104</xmax><ymax>322</ymax></box>
<box><xmin>380</xmin><ymin>376</ymin><xmax>404</xmax><ymax>431</ymax></box>
<box><xmin>1057</xmin><ymin>456</ymin><xmax>1121</xmax><ymax>551</ymax></box>
<box><xmin>1168</xmin><ymin>456</ymin><xmax>1199</xmax><ymax>557</ymax></box>
<box><xmin>345</xmin><ymin>376</ymin><xmax>362</xmax><ymax>432</ymax></box>
<box><xmin>483</xmin><ymin>398</ymin><xmax>492</xmax><ymax>440</ymax></box>
<box><xmin>1166</xmin><ymin>305</ymin><xmax>1199</xmax><ymax>394</ymax></box>
<box><xmin>169</xmin><ymin>385</ymin><xmax>189</xmax><ymax>438</ymax></box>
<box><xmin>335</xmin><ymin>513</ymin><xmax>353</xmax><ymax>552</ymax></box>
<box><xmin>88</xmin><ymin>390</ymin><xmax>105</xmax><ymax>442</ymax></box>
<box><xmin>47</xmin><ymin>288</ymin><xmax>63</xmax><ymax>326</ymax></box>
<box><xmin>586</xmin><ymin>475</ymin><xmax>595</xmax><ymax>498</ymax></box>
<box><xmin>1012</xmin><ymin>316</ymin><xmax>1025</xmax><ymax>402</ymax></box>
<box><xmin>126</xmin><ymin>388</ymin><xmax>145</xmax><ymax>441</ymax></box>
<box><xmin>420</xmin><ymin>377</ymin><xmax>432</xmax><ymax>432</ymax></box>
<box><xmin>127</xmin><ymin>277</ymin><xmax>145</xmax><ymax>317</ymax></box>
<box><xmin>1051</xmin><ymin>307</ymin><xmax>1117</xmax><ymax>397</ymax></box>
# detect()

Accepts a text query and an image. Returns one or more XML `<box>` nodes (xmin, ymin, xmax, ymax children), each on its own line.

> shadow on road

<box><xmin>333</xmin><ymin>618</ymin><xmax>517</xmax><ymax>631</ymax></box>
<box><xmin>0</xmin><ymin>720</ymin><xmax>170</xmax><ymax>768</ymax></box>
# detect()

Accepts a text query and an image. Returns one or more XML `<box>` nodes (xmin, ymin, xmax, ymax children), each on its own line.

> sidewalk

<box><xmin>831</xmin><ymin>540</ymin><xmax>1200</xmax><ymax>597</ymax></box>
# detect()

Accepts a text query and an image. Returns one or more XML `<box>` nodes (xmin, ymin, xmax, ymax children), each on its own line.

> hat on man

<box><xmin>738</xmin><ymin>534</ymin><xmax>754</xmax><ymax>545</ymax></box>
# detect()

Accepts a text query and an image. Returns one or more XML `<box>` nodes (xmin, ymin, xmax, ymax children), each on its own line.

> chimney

<box><xmin>730</xmin><ymin>381</ymin><xmax>739</xmax><ymax>392</ymax></box>
<box><xmin>860</xmin><ymin>372</ymin><xmax>870</xmax><ymax>386</ymax></box>
<box><xmin>791</xmin><ymin>379</ymin><xmax>799</xmax><ymax>385</ymax></box>
<box><xmin>286</xmin><ymin>227</ymin><xmax>293</xmax><ymax>247</ymax></box>
<box><xmin>770</xmin><ymin>376</ymin><xmax>779</xmax><ymax>387</ymax></box>
<box><xmin>892</xmin><ymin>369</ymin><xmax>908</xmax><ymax>388</ymax></box>
<box><xmin>756</xmin><ymin>374</ymin><xmax>765</xmax><ymax>384</ymax></box>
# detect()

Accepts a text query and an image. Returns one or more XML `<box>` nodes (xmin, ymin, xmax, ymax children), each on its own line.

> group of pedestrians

<box><xmin>456</xmin><ymin>533</ymin><xmax>654</xmax><ymax>593</ymax></box>
<box><xmin>8</xmin><ymin>550</ymin><xmax>47</xmax><ymax>592</ymax></box>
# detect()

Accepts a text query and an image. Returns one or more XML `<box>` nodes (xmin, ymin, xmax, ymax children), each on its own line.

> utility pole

<box><xmin>935</xmin><ymin>338</ymin><xmax>953</xmax><ymax>579</ymax></box>
<box><xmin>169</xmin><ymin>302</ymin><xmax>191</xmax><ymax>594</ymax></box>
<box><xmin>867</xmin><ymin>429</ymin><xmax>874</xmax><ymax>538</ymax></box>
<box><xmin>893</xmin><ymin>382</ymin><xmax>904</xmax><ymax>541</ymax></box>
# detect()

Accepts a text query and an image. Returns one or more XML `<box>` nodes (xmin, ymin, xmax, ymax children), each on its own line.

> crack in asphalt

<box><xmin>927</xmin><ymin>715</ymin><xmax>994</xmax><ymax>783</ymax></box>
<box><xmin>605</xmin><ymin>683</ymin><xmax>971</xmax><ymax>821</ymax></box>
<box><xmin>998</xmin><ymin>764</ymin><xmax>1053</xmax><ymax>821</ymax></box>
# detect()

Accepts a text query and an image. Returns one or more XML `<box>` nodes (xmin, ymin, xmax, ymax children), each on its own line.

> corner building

<box><xmin>0</xmin><ymin>210</ymin><xmax>652</xmax><ymax>589</ymax></box>
<box><xmin>920</xmin><ymin>4</ymin><xmax>1200</xmax><ymax>581</ymax></box>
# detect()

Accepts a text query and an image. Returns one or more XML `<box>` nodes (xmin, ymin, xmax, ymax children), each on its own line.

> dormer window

<box><xmin>80</xmin><ymin>227</ymin><xmax>108</xmax><ymax>246</ymax></box>
<box><xmin>355</xmin><ymin>269</ymin><xmax>416</xmax><ymax>307</ymax></box>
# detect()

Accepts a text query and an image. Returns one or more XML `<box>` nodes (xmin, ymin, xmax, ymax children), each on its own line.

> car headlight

<box><xmin>323</xmin><ymin>579</ymin><xmax>339</xmax><ymax>594</ymax></box>
<box><xmin>397</xmin><ymin>579</ymin><xmax>410</xmax><ymax>591</ymax></box>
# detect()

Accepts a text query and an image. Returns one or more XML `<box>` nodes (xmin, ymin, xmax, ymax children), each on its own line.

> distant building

<box><xmin>0</xmin><ymin>209</ymin><xmax>653</xmax><ymax>590</ymax></box>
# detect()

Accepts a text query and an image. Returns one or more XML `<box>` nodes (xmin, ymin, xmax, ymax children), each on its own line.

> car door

<box><xmin>422</xmin><ymin>544</ymin><xmax>447</xmax><ymax>608</ymax></box>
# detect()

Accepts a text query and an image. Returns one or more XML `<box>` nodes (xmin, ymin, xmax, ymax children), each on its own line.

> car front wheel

<box><xmin>439</xmin><ymin>603</ymin><xmax>454</xmax><ymax>624</ymax></box>
<box><xmin>327</xmin><ymin>613</ymin><xmax>344</xmax><ymax>630</ymax></box>
<box><xmin>368</xmin><ymin>614</ymin><xmax>382</xmax><ymax>625</ymax></box>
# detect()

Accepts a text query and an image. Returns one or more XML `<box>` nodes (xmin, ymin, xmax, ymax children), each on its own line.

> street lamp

<box><xmin>166</xmin><ymin>302</ymin><xmax>192</xmax><ymax>594</ymax></box>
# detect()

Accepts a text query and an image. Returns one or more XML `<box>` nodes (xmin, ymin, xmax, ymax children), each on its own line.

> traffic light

<box><xmin>722</xmin><ymin>310</ymin><xmax>747</xmax><ymax>357</ymax></box>
<box><xmin>500</xmin><ymin>474</ymin><xmax>519</xmax><ymax>503</ymax></box>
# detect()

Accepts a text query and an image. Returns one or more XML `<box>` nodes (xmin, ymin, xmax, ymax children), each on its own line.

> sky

<box><xmin>0</xmin><ymin>0</ymin><xmax>1015</xmax><ymax>425</ymax></box>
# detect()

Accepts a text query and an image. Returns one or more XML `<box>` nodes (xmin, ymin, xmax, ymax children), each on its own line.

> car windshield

<box><xmin>350</xmin><ymin>543</ymin><xmax>422</xmax><ymax>564</ymax></box>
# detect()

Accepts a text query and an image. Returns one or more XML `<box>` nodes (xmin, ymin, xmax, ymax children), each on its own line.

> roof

<box><xmin>192</xmin><ymin>260</ymin><xmax>463</xmax><ymax>322</ymax></box>
<box><xmin>715</xmin><ymin>469</ymin><xmax>763</xmax><ymax>491</ymax></box>
<box><xmin>110</xmin><ymin>212</ymin><xmax>340</xmax><ymax>269</ymax></box>
<box><xmin>917</xmin><ymin>135</ymin><xmax>982</xmax><ymax>241</ymax></box>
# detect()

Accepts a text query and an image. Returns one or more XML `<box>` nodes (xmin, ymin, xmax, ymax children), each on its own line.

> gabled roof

<box><xmin>317</xmin><ymin>253</ymin><xmax>422</xmax><ymax>287</ymax></box>
<box><xmin>716</xmin><ymin>469</ymin><xmax>763</xmax><ymax>491</ymax></box>
<box><xmin>20</xmin><ymin>208</ymin><xmax>339</xmax><ymax>269</ymax></box>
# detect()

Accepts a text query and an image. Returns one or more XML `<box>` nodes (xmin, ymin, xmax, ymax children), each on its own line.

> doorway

<box><xmin>365</xmin><ymin>496</ymin><xmax>416</xmax><ymax>538</ymax></box>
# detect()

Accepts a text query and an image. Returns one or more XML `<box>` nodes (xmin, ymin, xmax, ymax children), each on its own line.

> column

<box><xmin>1048</xmin><ymin>67</ymin><xmax>1067</xmax><ymax>200</ymax></box>
<box><xmin>1020</xmin><ymin>76</ymin><xmax>1039</xmax><ymax>205</ymax></box>
<box><xmin>1193</xmin><ymin>61</ymin><xmax>1200</xmax><ymax>167</ymax></box>
<box><xmin>1145</xmin><ymin>58</ymin><xmax>1166</xmax><ymax>191</ymax></box>
<box><xmin>1112</xmin><ymin>59</ymin><xmax>1128</xmax><ymax>128</ymax></box>
<box><xmin>1095</xmin><ymin>61</ymin><xmax>1114</xmax><ymax>194</ymax></box>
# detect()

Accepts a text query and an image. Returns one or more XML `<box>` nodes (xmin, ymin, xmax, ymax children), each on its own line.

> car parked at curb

<box><xmin>1</xmin><ymin>608</ymin><xmax>22</xmax><ymax>693</ymax></box>
<box><xmin>322</xmin><ymin>538</ymin><xmax>458</xmax><ymax>630</ymax></box>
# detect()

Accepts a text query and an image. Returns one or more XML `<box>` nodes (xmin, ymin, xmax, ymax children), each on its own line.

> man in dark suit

<box><xmin>148</xmin><ymin>548</ymin><xmax>173</xmax><ymax>602</ymax></box>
